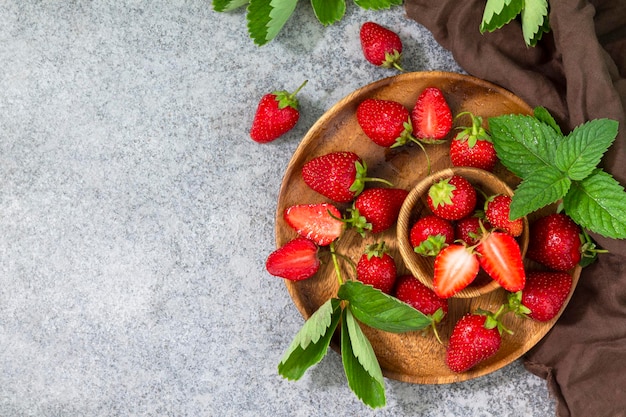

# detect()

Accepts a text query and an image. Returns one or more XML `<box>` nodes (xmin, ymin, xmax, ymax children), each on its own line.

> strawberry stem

<box><xmin>409</xmin><ymin>138</ymin><xmax>432</xmax><ymax>175</ymax></box>
<box><xmin>329</xmin><ymin>241</ymin><xmax>344</xmax><ymax>286</ymax></box>
<box><xmin>289</xmin><ymin>80</ymin><xmax>308</xmax><ymax>100</ymax></box>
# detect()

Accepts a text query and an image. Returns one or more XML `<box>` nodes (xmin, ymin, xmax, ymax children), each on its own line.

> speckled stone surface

<box><xmin>0</xmin><ymin>1</ymin><xmax>556</xmax><ymax>416</ymax></box>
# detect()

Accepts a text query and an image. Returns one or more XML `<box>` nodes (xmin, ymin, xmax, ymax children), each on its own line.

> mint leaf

<box><xmin>533</xmin><ymin>106</ymin><xmax>562</xmax><ymax>135</ymax></box>
<box><xmin>247</xmin><ymin>0</ymin><xmax>298</xmax><ymax>46</ymax></box>
<box><xmin>213</xmin><ymin>0</ymin><xmax>249</xmax><ymax>12</ymax></box>
<box><xmin>278</xmin><ymin>298</ymin><xmax>342</xmax><ymax>380</ymax></box>
<box><xmin>480</xmin><ymin>0</ymin><xmax>523</xmax><ymax>33</ymax></box>
<box><xmin>489</xmin><ymin>114</ymin><xmax>561</xmax><ymax>178</ymax></box>
<box><xmin>521</xmin><ymin>0</ymin><xmax>549</xmax><ymax>46</ymax></box>
<box><xmin>337</xmin><ymin>281</ymin><xmax>431</xmax><ymax>333</ymax></box>
<box><xmin>563</xmin><ymin>169</ymin><xmax>626</xmax><ymax>239</ymax></box>
<box><xmin>554</xmin><ymin>119</ymin><xmax>618</xmax><ymax>181</ymax></box>
<box><xmin>509</xmin><ymin>166</ymin><xmax>571</xmax><ymax>219</ymax></box>
<box><xmin>341</xmin><ymin>308</ymin><xmax>386</xmax><ymax>409</ymax></box>
<box><xmin>311</xmin><ymin>0</ymin><xmax>346</xmax><ymax>26</ymax></box>
<box><xmin>354</xmin><ymin>0</ymin><xmax>402</xmax><ymax>11</ymax></box>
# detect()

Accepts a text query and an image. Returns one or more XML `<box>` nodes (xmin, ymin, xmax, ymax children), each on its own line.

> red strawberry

<box><xmin>485</xmin><ymin>194</ymin><xmax>524</xmax><ymax>237</ymax></box>
<box><xmin>359</xmin><ymin>22</ymin><xmax>403</xmax><ymax>71</ymax></box>
<box><xmin>284</xmin><ymin>203</ymin><xmax>344</xmax><ymax>246</ymax></box>
<box><xmin>433</xmin><ymin>244</ymin><xmax>480</xmax><ymax>298</ymax></box>
<box><xmin>356</xmin><ymin>241</ymin><xmax>397</xmax><ymax>294</ymax></box>
<box><xmin>349</xmin><ymin>187</ymin><xmax>408</xmax><ymax>234</ymax></box>
<box><xmin>250</xmin><ymin>81</ymin><xmax>307</xmax><ymax>143</ymax></box>
<box><xmin>394</xmin><ymin>274</ymin><xmax>448</xmax><ymax>316</ymax></box>
<box><xmin>518</xmin><ymin>271</ymin><xmax>573</xmax><ymax>322</ymax></box>
<box><xmin>410</xmin><ymin>87</ymin><xmax>453</xmax><ymax>143</ymax></box>
<box><xmin>446</xmin><ymin>311</ymin><xmax>504</xmax><ymax>373</ymax></box>
<box><xmin>427</xmin><ymin>175</ymin><xmax>477</xmax><ymax>220</ymax></box>
<box><xmin>409</xmin><ymin>215</ymin><xmax>455</xmax><ymax>257</ymax></box>
<box><xmin>302</xmin><ymin>151</ymin><xmax>390</xmax><ymax>203</ymax></box>
<box><xmin>526</xmin><ymin>213</ymin><xmax>583</xmax><ymax>271</ymax></box>
<box><xmin>450</xmin><ymin>112</ymin><xmax>498</xmax><ymax>171</ymax></box>
<box><xmin>455</xmin><ymin>215</ymin><xmax>488</xmax><ymax>246</ymax></box>
<box><xmin>265</xmin><ymin>237</ymin><xmax>319</xmax><ymax>281</ymax></box>
<box><xmin>476</xmin><ymin>231</ymin><xmax>526</xmax><ymax>292</ymax></box>
<box><xmin>356</xmin><ymin>99</ymin><xmax>416</xmax><ymax>147</ymax></box>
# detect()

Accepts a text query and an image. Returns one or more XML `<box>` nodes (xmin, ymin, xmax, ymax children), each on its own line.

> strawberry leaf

<box><xmin>563</xmin><ymin>169</ymin><xmax>626</xmax><ymax>239</ymax></box>
<box><xmin>521</xmin><ymin>0</ymin><xmax>549</xmax><ymax>47</ymax></box>
<box><xmin>480</xmin><ymin>0</ymin><xmax>524</xmax><ymax>33</ymax></box>
<box><xmin>554</xmin><ymin>119</ymin><xmax>619</xmax><ymax>181</ymax></box>
<box><xmin>278</xmin><ymin>298</ymin><xmax>342</xmax><ymax>380</ymax></box>
<box><xmin>247</xmin><ymin>0</ymin><xmax>298</xmax><ymax>46</ymax></box>
<box><xmin>489</xmin><ymin>114</ymin><xmax>561</xmax><ymax>178</ymax></box>
<box><xmin>353</xmin><ymin>0</ymin><xmax>402</xmax><ymax>11</ymax></box>
<box><xmin>337</xmin><ymin>281</ymin><xmax>431</xmax><ymax>333</ymax></box>
<box><xmin>341</xmin><ymin>308</ymin><xmax>386</xmax><ymax>409</ymax></box>
<box><xmin>509</xmin><ymin>166</ymin><xmax>571</xmax><ymax>220</ymax></box>
<box><xmin>311</xmin><ymin>0</ymin><xmax>346</xmax><ymax>26</ymax></box>
<box><xmin>213</xmin><ymin>0</ymin><xmax>249</xmax><ymax>12</ymax></box>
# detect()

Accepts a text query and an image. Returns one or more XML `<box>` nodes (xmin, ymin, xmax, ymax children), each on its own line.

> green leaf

<box><xmin>353</xmin><ymin>0</ymin><xmax>402</xmax><ymax>11</ymax></box>
<box><xmin>213</xmin><ymin>0</ymin><xmax>249</xmax><ymax>12</ymax></box>
<box><xmin>341</xmin><ymin>308</ymin><xmax>386</xmax><ymax>408</ymax></box>
<box><xmin>554</xmin><ymin>119</ymin><xmax>619</xmax><ymax>181</ymax></box>
<box><xmin>521</xmin><ymin>0</ymin><xmax>549</xmax><ymax>46</ymax></box>
<box><xmin>509</xmin><ymin>166</ymin><xmax>571</xmax><ymax>219</ymax></box>
<box><xmin>480</xmin><ymin>0</ymin><xmax>524</xmax><ymax>33</ymax></box>
<box><xmin>337</xmin><ymin>281</ymin><xmax>431</xmax><ymax>333</ymax></box>
<box><xmin>533</xmin><ymin>106</ymin><xmax>562</xmax><ymax>135</ymax></box>
<box><xmin>563</xmin><ymin>169</ymin><xmax>626</xmax><ymax>239</ymax></box>
<box><xmin>278</xmin><ymin>298</ymin><xmax>342</xmax><ymax>380</ymax></box>
<box><xmin>311</xmin><ymin>0</ymin><xmax>346</xmax><ymax>26</ymax></box>
<box><xmin>489</xmin><ymin>114</ymin><xmax>561</xmax><ymax>178</ymax></box>
<box><xmin>247</xmin><ymin>0</ymin><xmax>298</xmax><ymax>46</ymax></box>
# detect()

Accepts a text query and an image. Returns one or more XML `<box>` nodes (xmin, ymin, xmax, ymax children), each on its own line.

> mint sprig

<box><xmin>489</xmin><ymin>108</ymin><xmax>626</xmax><ymax>239</ymax></box>
<box><xmin>480</xmin><ymin>0</ymin><xmax>550</xmax><ymax>47</ymax></box>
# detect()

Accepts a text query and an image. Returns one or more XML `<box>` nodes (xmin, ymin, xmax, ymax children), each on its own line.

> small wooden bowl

<box><xmin>397</xmin><ymin>167</ymin><xmax>530</xmax><ymax>298</ymax></box>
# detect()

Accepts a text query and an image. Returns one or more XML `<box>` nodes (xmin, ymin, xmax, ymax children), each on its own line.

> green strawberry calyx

<box><xmin>349</xmin><ymin>160</ymin><xmax>393</xmax><ymax>197</ymax></box>
<box><xmin>381</xmin><ymin>50</ymin><xmax>404</xmax><ymax>72</ymax></box>
<box><xmin>272</xmin><ymin>80</ymin><xmax>308</xmax><ymax>110</ymax></box>
<box><xmin>428</xmin><ymin>178</ymin><xmax>456</xmax><ymax>209</ymax></box>
<box><xmin>476</xmin><ymin>305</ymin><xmax>513</xmax><ymax>335</ymax></box>
<box><xmin>454</xmin><ymin>111</ymin><xmax>491</xmax><ymax>148</ymax></box>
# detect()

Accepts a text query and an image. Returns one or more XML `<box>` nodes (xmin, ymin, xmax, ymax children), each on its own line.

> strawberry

<box><xmin>446</xmin><ymin>310</ymin><xmax>505</xmax><ymax>373</ymax></box>
<box><xmin>476</xmin><ymin>231</ymin><xmax>526</xmax><ymax>292</ymax></box>
<box><xmin>515</xmin><ymin>271</ymin><xmax>573</xmax><ymax>322</ymax></box>
<box><xmin>484</xmin><ymin>194</ymin><xmax>524</xmax><ymax>237</ymax></box>
<box><xmin>284</xmin><ymin>203</ymin><xmax>344</xmax><ymax>246</ymax></box>
<box><xmin>265</xmin><ymin>237</ymin><xmax>320</xmax><ymax>281</ymax></box>
<box><xmin>345</xmin><ymin>187</ymin><xmax>408</xmax><ymax>235</ymax></box>
<box><xmin>427</xmin><ymin>175</ymin><xmax>477</xmax><ymax>220</ymax></box>
<box><xmin>449</xmin><ymin>112</ymin><xmax>498</xmax><ymax>171</ymax></box>
<box><xmin>409</xmin><ymin>215</ymin><xmax>455</xmax><ymax>257</ymax></box>
<box><xmin>433</xmin><ymin>244</ymin><xmax>480</xmax><ymax>298</ymax></box>
<box><xmin>455</xmin><ymin>215</ymin><xmax>488</xmax><ymax>246</ymax></box>
<box><xmin>410</xmin><ymin>87</ymin><xmax>453</xmax><ymax>143</ymax></box>
<box><xmin>250</xmin><ymin>81</ymin><xmax>307</xmax><ymax>143</ymax></box>
<box><xmin>356</xmin><ymin>99</ymin><xmax>416</xmax><ymax>147</ymax></box>
<box><xmin>526</xmin><ymin>213</ymin><xmax>583</xmax><ymax>271</ymax></box>
<box><xmin>359</xmin><ymin>22</ymin><xmax>403</xmax><ymax>71</ymax></box>
<box><xmin>356</xmin><ymin>241</ymin><xmax>397</xmax><ymax>294</ymax></box>
<box><xmin>302</xmin><ymin>151</ymin><xmax>390</xmax><ymax>203</ymax></box>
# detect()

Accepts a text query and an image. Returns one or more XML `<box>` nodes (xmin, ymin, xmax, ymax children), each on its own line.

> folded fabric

<box><xmin>404</xmin><ymin>1</ymin><xmax>626</xmax><ymax>416</ymax></box>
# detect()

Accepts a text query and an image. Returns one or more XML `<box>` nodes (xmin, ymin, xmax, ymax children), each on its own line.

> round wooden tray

<box><xmin>274</xmin><ymin>71</ymin><xmax>580</xmax><ymax>384</ymax></box>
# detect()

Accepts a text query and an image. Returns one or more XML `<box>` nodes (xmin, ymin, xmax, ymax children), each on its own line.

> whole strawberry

<box><xmin>485</xmin><ymin>194</ymin><xmax>524</xmax><ymax>237</ymax></box>
<box><xmin>411</xmin><ymin>87</ymin><xmax>453</xmax><ymax>143</ymax></box>
<box><xmin>455</xmin><ymin>215</ymin><xmax>488</xmax><ymax>246</ymax></box>
<box><xmin>526</xmin><ymin>213</ymin><xmax>583</xmax><ymax>271</ymax></box>
<box><xmin>427</xmin><ymin>175</ymin><xmax>477</xmax><ymax>221</ymax></box>
<box><xmin>350</xmin><ymin>187</ymin><xmax>409</xmax><ymax>234</ymax></box>
<box><xmin>302</xmin><ymin>151</ymin><xmax>390</xmax><ymax>203</ymax></box>
<box><xmin>250</xmin><ymin>80</ymin><xmax>307</xmax><ymax>143</ymax></box>
<box><xmin>450</xmin><ymin>112</ymin><xmax>498</xmax><ymax>171</ymax></box>
<box><xmin>266</xmin><ymin>237</ymin><xmax>320</xmax><ymax>281</ymax></box>
<box><xmin>409</xmin><ymin>215</ymin><xmax>455</xmax><ymax>257</ymax></box>
<box><xmin>360</xmin><ymin>22</ymin><xmax>403</xmax><ymax>71</ymax></box>
<box><xmin>284</xmin><ymin>203</ymin><xmax>344</xmax><ymax>246</ymax></box>
<box><xmin>517</xmin><ymin>271</ymin><xmax>573</xmax><ymax>322</ymax></box>
<box><xmin>446</xmin><ymin>310</ymin><xmax>506</xmax><ymax>373</ymax></box>
<box><xmin>356</xmin><ymin>241</ymin><xmax>397</xmax><ymax>294</ymax></box>
<box><xmin>356</xmin><ymin>99</ymin><xmax>415</xmax><ymax>147</ymax></box>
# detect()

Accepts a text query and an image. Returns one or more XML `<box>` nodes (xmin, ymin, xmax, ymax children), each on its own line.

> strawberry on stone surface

<box><xmin>411</xmin><ymin>87</ymin><xmax>453</xmax><ymax>143</ymax></box>
<box><xmin>356</xmin><ymin>241</ymin><xmax>397</xmax><ymax>294</ymax></box>
<box><xmin>410</xmin><ymin>214</ymin><xmax>455</xmax><ymax>257</ymax></box>
<box><xmin>265</xmin><ymin>237</ymin><xmax>320</xmax><ymax>281</ymax></box>
<box><xmin>449</xmin><ymin>112</ymin><xmax>498</xmax><ymax>171</ymax></box>
<box><xmin>250</xmin><ymin>81</ymin><xmax>307</xmax><ymax>143</ymax></box>
<box><xmin>427</xmin><ymin>175</ymin><xmax>477</xmax><ymax>220</ymax></box>
<box><xmin>485</xmin><ymin>194</ymin><xmax>524</xmax><ymax>237</ymax></box>
<box><xmin>519</xmin><ymin>271</ymin><xmax>573</xmax><ymax>322</ymax></box>
<box><xmin>433</xmin><ymin>243</ymin><xmax>480</xmax><ymax>298</ymax></box>
<box><xmin>284</xmin><ymin>203</ymin><xmax>344</xmax><ymax>246</ymax></box>
<box><xmin>446</xmin><ymin>312</ymin><xmax>504</xmax><ymax>373</ymax></box>
<box><xmin>351</xmin><ymin>187</ymin><xmax>409</xmax><ymax>234</ymax></box>
<box><xmin>526</xmin><ymin>213</ymin><xmax>584</xmax><ymax>271</ymax></box>
<box><xmin>359</xmin><ymin>22</ymin><xmax>403</xmax><ymax>71</ymax></box>
<box><xmin>356</xmin><ymin>98</ymin><xmax>415</xmax><ymax>148</ymax></box>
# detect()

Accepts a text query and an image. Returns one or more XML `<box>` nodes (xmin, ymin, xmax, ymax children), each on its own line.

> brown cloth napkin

<box><xmin>404</xmin><ymin>1</ymin><xmax>626</xmax><ymax>416</ymax></box>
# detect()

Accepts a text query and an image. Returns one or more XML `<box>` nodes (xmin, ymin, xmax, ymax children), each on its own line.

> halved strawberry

<box><xmin>284</xmin><ymin>203</ymin><xmax>344</xmax><ymax>246</ymax></box>
<box><xmin>411</xmin><ymin>87</ymin><xmax>453</xmax><ymax>143</ymax></box>
<box><xmin>433</xmin><ymin>244</ymin><xmax>480</xmax><ymax>298</ymax></box>
<box><xmin>476</xmin><ymin>231</ymin><xmax>526</xmax><ymax>292</ymax></box>
<box><xmin>266</xmin><ymin>237</ymin><xmax>320</xmax><ymax>281</ymax></box>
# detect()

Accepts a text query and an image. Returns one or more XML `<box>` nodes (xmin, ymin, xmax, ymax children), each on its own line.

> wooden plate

<box><xmin>274</xmin><ymin>71</ymin><xmax>580</xmax><ymax>384</ymax></box>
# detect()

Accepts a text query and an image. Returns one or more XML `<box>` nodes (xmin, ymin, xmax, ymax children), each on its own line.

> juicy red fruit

<box><xmin>411</xmin><ymin>87</ymin><xmax>452</xmax><ymax>142</ymax></box>
<box><xmin>427</xmin><ymin>175</ymin><xmax>477</xmax><ymax>221</ymax></box>
<box><xmin>527</xmin><ymin>213</ymin><xmax>582</xmax><ymax>271</ymax></box>
<box><xmin>446</xmin><ymin>313</ymin><xmax>502</xmax><ymax>373</ymax></box>
<box><xmin>410</xmin><ymin>215</ymin><xmax>455</xmax><ymax>257</ymax></box>
<box><xmin>250</xmin><ymin>81</ymin><xmax>307</xmax><ymax>143</ymax></box>
<box><xmin>449</xmin><ymin>112</ymin><xmax>498</xmax><ymax>171</ymax></box>
<box><xmin>356</xmin><ymin>98</ymin><xmax>413</xmax><ymax>148</ymax></box>
<box><xmin>477</xmin><ymin>231</ymin><xmax>526</xmax><ymax>292</ymax></box>
<box><xmin>354</xmin><ymin>187</ymin><xmax>409</xmax><ymax>233</ymax></box>
<box><xmin>284</xmin><ymin>203</ymin><xmax>344</xmax><ymax>246</ymax></box>
<box><xmin>302</xmin><ymin>151</ymin><xmax>365</xmax><ymax>203</ymax></box>
<box><xmin>521</xmin><ymin>271</ymin><xmax>573</xmax><ymax>322</ymax></box>
<box><xmin>433</xmin><ymin>244</ymin><xmax>480</xmax><ymax>298</ymax></box>
<box><xmin>356</xmin><ymin>242</ymin><xmax>397</xmax><ymax>294</ymax></box>
<box><xmin>485</xmin><ymin>194</ymin><xmax>524</xmax><ymax>237</ymax></box>
<box><xmin>360</xmin><ymin>22</ymin><xmax>403</xmax><ymax>70</ymax></box>
<box><xmin>266</xmin><ymin>237</ymin><xmax>320</xmax><ymax>281</ymax></box>
<box><xmin>394</xmin><ymin>274</ymin><xmax>448</xmax><ymax>316</ymax></box>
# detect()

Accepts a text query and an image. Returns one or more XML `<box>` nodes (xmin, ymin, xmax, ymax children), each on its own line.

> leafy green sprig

<box><xmin>480</xmin><ymin>0</ymin><xmax>551</xmax><ymax>47</ymax></box>
<box><xmin>488</xmin><ymin>107</ymin><xmax>626</xmax><ymax>239</ymax></box>
<box><xmin>213</xmin><ymin>0</ymin><xmax>402</xmax><ymax>46</ymax></box>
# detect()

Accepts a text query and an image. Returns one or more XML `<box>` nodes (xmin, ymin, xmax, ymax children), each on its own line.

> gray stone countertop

<box><xmin>0</xmin><ymin>1</ymin><xmax>556</xmax><ymax>416</ymax></box>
